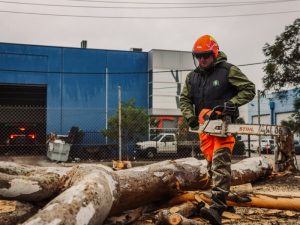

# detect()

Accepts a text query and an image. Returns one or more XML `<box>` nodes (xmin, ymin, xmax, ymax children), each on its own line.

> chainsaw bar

<box><xmin>189</xmin><ymin>119</ymin><xmax>283</xmax><ymax>137</ymax></box>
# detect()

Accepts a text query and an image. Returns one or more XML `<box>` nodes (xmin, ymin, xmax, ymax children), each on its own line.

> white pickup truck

<box><xmin>134</xmin><ymin>132</ymin><xmax>200</xmax><ymax>159</ymax></box>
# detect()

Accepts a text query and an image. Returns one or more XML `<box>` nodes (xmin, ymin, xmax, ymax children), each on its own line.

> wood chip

<box><xmin>194</xmin><ymin>194</ymin><xmax>202</xmax><ymax>202</ymax></box>
<box><xmin>266</xmin><ymin>209</ymin><xmax>282</xmax><ymax>215</ymax></box>
<box><xmin>112</xmin><ymin>160</ymin><xmax>132</xmax><ymax>170</ymax></box>
<box><xmin>194</xmin><ymin>193</ymin><xmax>209</xmax><ymax>207</ymax></box>
<box><xmin>230</xmin><ymin>183</ymin><xmax>253</xmax><ymax>194</ymax></box>
<box><xmin>169</xmin><ymin>206</ymin><xmax>180</xmax><ymax>214</ymax></box>
<box><xmin>0</xmin><ymin>200</ymin><xmax>16</xmax><ymax>213</ymax></box>
<box><xmin>246</xmin><ymin>209</ymin><xmax>256</xmax><ymax>215</ymax></box>
<box><xmin>222</xmin><ymin>211</ymin><xmax>242</xmax><ymax>220</ymax></box>
<box><xmin>285</xmin><ymin>211</ymin><xmax>297</xmax><ymax>217</ymax></box>
<box><xmin>222</xmin><ymin>219</ymin><xmax>232</xmax><ymax>224</ymax></box>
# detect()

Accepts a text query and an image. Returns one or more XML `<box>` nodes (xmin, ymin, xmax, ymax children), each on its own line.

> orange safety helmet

<box><xmin>192</xmin><ymin>35</ymin><xmax>219</xmax><ymax>59</ymax></box>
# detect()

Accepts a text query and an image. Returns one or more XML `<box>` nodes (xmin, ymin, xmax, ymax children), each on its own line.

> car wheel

<box><xmin>146</xmin><ymin>148</ymin><xmax>156</xmax><ymax>159</ymax></box>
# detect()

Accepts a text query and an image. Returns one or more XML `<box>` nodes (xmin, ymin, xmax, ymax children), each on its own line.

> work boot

<box><xmin>200</xmin><ymin>207</ymin><xmax>222</xmax><ymax>225</ymax></box>
<box><xmin>226</xmin><ymin>206</ymin><xmax>236</xmax><ymax>213</ymax></box>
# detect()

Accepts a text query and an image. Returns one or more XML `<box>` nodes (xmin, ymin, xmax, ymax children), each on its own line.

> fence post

<box><xmin>247</xmin><ymin>134</ymin><xmax>251</xmax><ymax>157</ymax></box>
<box><xmin>118</xmin><ymin>86</ymin><xmax>122</xmax><ymax>161</ymax></box>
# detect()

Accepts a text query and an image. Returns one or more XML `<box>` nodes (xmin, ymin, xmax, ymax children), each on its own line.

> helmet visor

<box><xmin>193</xmin><ymin>51</ymin><xmax>214</xmax><ymax>59</ymax></box>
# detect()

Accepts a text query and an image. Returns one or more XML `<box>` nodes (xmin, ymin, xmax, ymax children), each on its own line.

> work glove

<box><xmin>223</xmin><ymin>101</ymin><xmax>236</xmax><ymax>115</ymax></box>
<box><xmin>188</xmin><ymin>116</ymin><xmax>199</xmax><ymax>129</ymax></box>
<box><xmin>223</xmin><ymin>101</ymin><xmax>237</xmax><ymax>123</ymax></box>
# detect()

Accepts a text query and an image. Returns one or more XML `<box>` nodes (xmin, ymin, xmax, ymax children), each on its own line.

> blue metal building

<box><xmin>248</xmin><ymin>89</ymin><xmax>299</xmax><ymax>125</ymax></box>
<box><xmin>0</xmin><ymin>43</ymin><xmax>148</xmax><ymax>136</ymax></box>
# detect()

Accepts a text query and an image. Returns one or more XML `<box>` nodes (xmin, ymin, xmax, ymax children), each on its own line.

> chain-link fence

<box><xmin>0</xmin><ymin>105</ymin><xmax>288</xmax><ymax>163</ymax></box>
<box><xmin>0</xmin><ymin>106</ymin><xmax>46</xmax><ymax>156</ymax></box>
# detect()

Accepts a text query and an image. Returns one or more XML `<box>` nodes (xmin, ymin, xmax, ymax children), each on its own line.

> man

<box><xmin>180</xmin><ymin>35</ymin><xmax>255</xmax><ymax>225</ymax></box>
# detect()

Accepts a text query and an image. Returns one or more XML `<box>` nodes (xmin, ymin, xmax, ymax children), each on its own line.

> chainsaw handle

<box><xmin>207</xmin><ymin>105</ymin><xmax>224</xmax><ymax>120</ymax></box>
<box><xmin>210</xmin><ymin>105</ymin><xmax>236</xmax><ymax>122</ymax></box>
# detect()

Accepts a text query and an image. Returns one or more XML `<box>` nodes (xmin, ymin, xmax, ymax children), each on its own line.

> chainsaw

<box><xmin>189</xmin><ymin>119</ymin><xmax>283</xmax><ymax>137</ymax></box>
<box><xmin>189</xmin><ymin>105</ymin><xmax>283</xmax><ymax>137</ymax></box>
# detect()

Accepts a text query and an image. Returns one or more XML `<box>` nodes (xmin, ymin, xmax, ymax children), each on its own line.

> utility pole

<box><xmin>257</xmin><ymin>90</ymin><xmax>261</xmax><ymax>156</ymax></box>
<box><xmin>105</xmin><ymin>68</ymin><xmax>108</xmax><ymax>144</ymax></box>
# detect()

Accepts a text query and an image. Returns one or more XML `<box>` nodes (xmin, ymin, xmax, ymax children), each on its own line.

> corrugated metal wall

<box><xmin>0</xmin><ymin>43</ymin><xmax>148</xmax><ymax>135</ymax></box>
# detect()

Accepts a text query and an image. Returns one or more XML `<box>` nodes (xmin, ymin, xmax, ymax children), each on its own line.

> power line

<box><xmin>0</xmin><ymin>62</ymin><xmax>264</xmax><ymax>75</ymax></box>
<box><xmin>0</xmin><ymin>0</ymin><xmax>297</xmax><ymax>9</ymax></box>
<box><xmin>59</xmin><ymin>0</ymin><xmax>298</xmax><ymax>5</ymax></box>
<box><xmin>0</xmin><ymin>9</ymin><xmax>298</xmax><ymax>19</ymax></box>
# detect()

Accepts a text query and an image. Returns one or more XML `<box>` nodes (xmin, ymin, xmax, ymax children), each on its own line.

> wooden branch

<box><xmin>227</xmin><ymin>193</ymin><xmax>300</xmax><ymax>210</ymax></box>
<box><xmin>169</xmin><ymin>190</ymin><xmax>300</xmax><ymax>211</ymax></box>
<box><xmin>155</xmin><ymin>201</ymin><xmax>198</xmax><ymax>224</ymax></box>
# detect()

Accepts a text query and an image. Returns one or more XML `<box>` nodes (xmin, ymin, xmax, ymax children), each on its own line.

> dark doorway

<box><xmin>0</xmin><ymin>84</ymin><xmax>47</xmax><ymax>155</ymax></box>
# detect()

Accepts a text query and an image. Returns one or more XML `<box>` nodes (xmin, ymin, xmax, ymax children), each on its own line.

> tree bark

<box><xmin>0</xmin><ymin>157</ymin><xmax>272</xmax><ymax>225</ymax></box>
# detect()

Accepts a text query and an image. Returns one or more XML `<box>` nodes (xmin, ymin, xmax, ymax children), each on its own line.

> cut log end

<box><xmin>168</xmin><ymin>213</ymin><xmax>182</xmax><ymax>225</ymax></box>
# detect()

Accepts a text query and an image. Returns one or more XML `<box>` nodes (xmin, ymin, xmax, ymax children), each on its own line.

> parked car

<box><xmin>1</xmin><ymin>124</ymin><xmax>42</xmax><ymax>153</ymax></box>
<box><xmin>294</xmin><ymin>140</ymin><xmax>300</xmax><ymax>155</ymax></box>
<box><xmin>252</xmin><ymin>138</ymin><xmax>275</xmax><ymax>154</ymax></box>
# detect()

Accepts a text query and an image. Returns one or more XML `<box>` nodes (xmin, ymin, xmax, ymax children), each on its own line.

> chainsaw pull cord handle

<box><xmin>201</xmin><ymin>106</ymin><xmax>222</xmax><ymax>127</ymax></box>
<box><xmin>199</xmin><ymin>106</ymin><xmax>224</xmax><ymax>134</ymax></box>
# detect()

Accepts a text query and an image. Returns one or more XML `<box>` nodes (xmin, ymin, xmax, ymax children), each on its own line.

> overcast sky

<box><xmin>0</xmin><ymin>0</ymin><xmax>299</xmax><ymax>91</ymax></box>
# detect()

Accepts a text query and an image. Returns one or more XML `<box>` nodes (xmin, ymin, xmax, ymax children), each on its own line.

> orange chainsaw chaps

<box><xmin>198</xmin><ymin>108</ymin><xmax>235</xmax><ymax>162</ymax></box>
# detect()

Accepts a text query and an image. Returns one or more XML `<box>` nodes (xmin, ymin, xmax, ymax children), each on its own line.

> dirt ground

<box><xmin>227</xmin><ymin>171</ymin><xmax>300</xmax><ymax>225</ymax></box>
<box><xmin>1</xmin><ymin>155</ymin><xmax>300</xmax><ymax>225</ymax></box>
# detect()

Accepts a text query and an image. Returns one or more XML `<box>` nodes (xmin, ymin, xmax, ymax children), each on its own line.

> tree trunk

<box><xmin>0</xmin><ymin>157</ymin><xmax>272</xmax><ymax>225</ymax></box>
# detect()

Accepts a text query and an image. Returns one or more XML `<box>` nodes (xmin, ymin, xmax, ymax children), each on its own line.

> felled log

<box><xmin>230</xmin><ymin>156</ymin><xmax>273</xmax><ymax>185</ymax></box>
<box><xmin>111</xmin><ymin>156</ymin><xmax>272</xmax><ymax>215</ymax></box>
<box><xmin>0</xmin><ymin>157</ymin><xmax>272</xmax><ymax>225</ymax></box>
<box><xmin>0</xmin><ymin>161</ymin><xmax>72</xmax><ymax>201</ymax></box>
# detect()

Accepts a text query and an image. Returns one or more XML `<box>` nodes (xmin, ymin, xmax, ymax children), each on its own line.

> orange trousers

<box><xmin>198</xmin><ymin>109</ymin><xmax>235</xmax><ymax>162</ymax></box>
